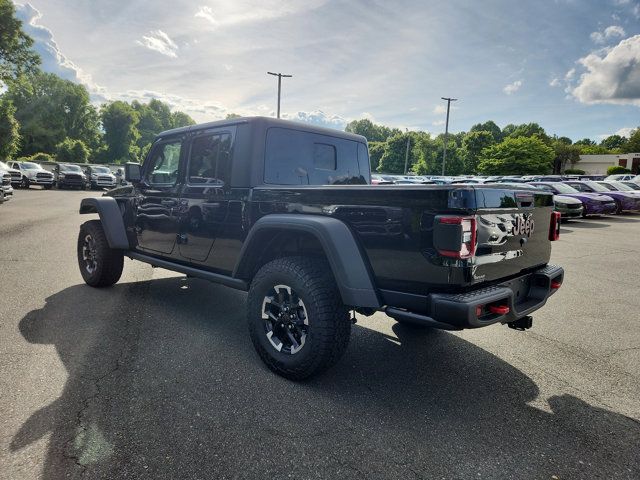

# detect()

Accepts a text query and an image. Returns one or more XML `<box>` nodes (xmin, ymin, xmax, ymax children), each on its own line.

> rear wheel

<box><xmin>247</xmin><ymin>256</ymin><xmax>351</xmax><ymax>380</ymax></box>
<box><xmin>77</xmin><ymin>220</ymin><xmax>124</xmax><ymax>287</ymax></box>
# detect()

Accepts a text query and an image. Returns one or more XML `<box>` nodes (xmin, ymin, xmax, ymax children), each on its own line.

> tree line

<box><xmin>346</xmin><ymin>119</ymin><xmax>640</xmax><ymax>176</ymax></box>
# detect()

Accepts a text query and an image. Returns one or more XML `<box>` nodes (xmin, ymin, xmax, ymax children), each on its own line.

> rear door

<box><xmin>177</xmin><ymin>128</ymin><xmax>234</xmax><ymax>262</ymax></box>
<box><xmin>134</xmin><ymin>138</ymin><xmax>184</xmax><ymax>255</ymax></box>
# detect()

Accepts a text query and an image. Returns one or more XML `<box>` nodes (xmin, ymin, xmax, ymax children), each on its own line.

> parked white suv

<box><xmin>9</xmin><ymin>161</ymin><xmax>54</xmax><ymax>189</ymax></box>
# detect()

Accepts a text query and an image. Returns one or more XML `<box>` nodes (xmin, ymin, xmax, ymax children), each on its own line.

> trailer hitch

<box><xmin>507</xmin><ymin>316</ymin><xmax>533</xmax><ymax>331</ymax></box>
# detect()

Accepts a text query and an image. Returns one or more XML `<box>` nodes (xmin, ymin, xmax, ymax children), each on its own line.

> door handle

<box><xmin>161</xmin><ymin>199</ymin><xmax>177</xmax><ymax>207</ymax></box>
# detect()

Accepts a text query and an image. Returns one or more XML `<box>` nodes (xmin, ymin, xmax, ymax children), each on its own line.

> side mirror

<box><xmin>125</xmin><ymin>162</ymin><xmax>142</xmax><ymax>184</ymax></box>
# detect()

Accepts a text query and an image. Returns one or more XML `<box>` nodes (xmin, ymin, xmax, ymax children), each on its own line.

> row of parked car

<box><xmin>0</xmin><ymin>161</ymin><xmax>127</xmax><ymax>203</ymax></box>
<box><xmin>371</xmin><ymin>173</ymin><xmax>640</xmax><ymax>219</ymax></box>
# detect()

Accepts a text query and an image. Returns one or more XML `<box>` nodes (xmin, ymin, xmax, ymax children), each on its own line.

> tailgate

<box><xmin>471</xmin><ymin>187</ymin><xmax>554</xmax><ymax>284</ymax></box>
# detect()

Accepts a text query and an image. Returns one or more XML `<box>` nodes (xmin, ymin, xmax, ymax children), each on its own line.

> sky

<box><xmin>11</xmin><ymin>0</ymin><xmax>640</xmax><ymax>141</ymax></box>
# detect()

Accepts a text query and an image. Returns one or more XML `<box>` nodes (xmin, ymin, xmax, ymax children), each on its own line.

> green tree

<box><xmin>368</xmin><ymin>142</ymin><xmax>384</xmax><ymax>173</ymax></box>
<box><xmin>0</xmin><ymin>98</ymin><xmax>20</xmax><ymax>160</ymax></box>
<box><xmin>578</xmin><ymin>144</ymin><xmax>609</xmax><ymax>155</ymax></box>
<box><xmin>573</xmin><ymin>138</ymin><xmax>596</xmax><ymax>146</ymax></box>
<box><xmin>56</xmin><ymin>138</ymin><xmax>89</xmax><ymax>163</ymax></box>
<box><xmin>477</xmin><ymin>136</ymin><xmax>554</xmax><ymax>175</ymax></box>
<box><xmin>552</xmin><ymin>141</ymin><xmax>581</xmax><ymax>173</ymax></box>
<box><xmin>378</xmin><ymin>133</ymin><xmax>410</xmax><ymax>173</ymax></box>
<box><xmin>600</xmin><ymin>134</ymin><xmax>627</xmax><ymax>151</ymax></box>
<box><xmin>101</xmin><ymin>101</ymin><xmax>140</xmax><ymax>163</ymax></box>
<box><xmin>6</xmin><ymin>72</ymin><xmax>101</xmax><ymax>155</ymax></box>
<box><xmin>171</xmin><ymin>110</ymin><xmax>195</xmax><ymax>128</ymax></box>
<box><xmin>621</xmin><ymin>128</ymin><xmax>640</xmax><ymax>153</ymax></box>
<box><xmin>469</xmin><ymin>120</ymin><xmax>502</xmax><ymax>142</ymax></box>
<box><xmin>345</xmin><ymin>118</ymin><xmax>401</xmax><ymax>142</ymax></box>
<box><xmin>0</xmin><ymin>0</ymin><xmax>40</xmax><ymax>84</ymax></box>
<box><xmin>504</xmin><ymin>122</ymin><xmax>550</xmax><ymax>144</ymax></box>
<box><xmin>556</xmin><ymin>136</ymin><xmax>573</xmax><ymax>145</ymax></box>
<box><xmin>462</xmin><ymin>131</ymin><xmax>494</xmax><ymax>174</ymax></box>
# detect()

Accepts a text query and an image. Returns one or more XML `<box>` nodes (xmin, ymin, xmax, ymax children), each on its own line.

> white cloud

<box><xmin>433</xmin><ymin>104</ymin><xmax>447</xmax><ymax>114</ymax></box>
<box><xmin>565</xmin><ymin>68</ymin><xmax>576</xmax><ymax>81</ymax></box>
<box><xmin>615</xmin><ymin>127</ymin><xmax>635</xmax><ymax>137</ymax></box>
<box><xmin>549</xmin><ymin>77</ymin><xmax>561</xmax><ymax>87</ymax></box>
<box><xmin>136</xmin><ymin>30</ymin><xmax>178</xmax><ymax>58</ymax></box>
<box><xmin>432</xmin><ymin>119</ymin><xmax>445</xmax><ymax>126</ymax></box>
<box><xmin>195</xmin><ymin>6</ymin><xmax>216</xmax><ymax>25</ymax></box>
<box><xmin>571</xmin><ymin>35</ymin><xmax>640</xmax><ymax>106</ymax></box>
<box><xmin>590</xmin><ymin>25</ymin><xmax>626</xmax><ymax>44</ymax></box>
<box><xmin>13</xmin><ymin>3</ymin><xmax>107</xmax><ymax>101</ymax></box>
<box><xmin>282</xmin><ymin>110</ymin><xmax>347</xmax><ymax>129</ymax></box>
<box><xmin>503</xmin><ymin>80</ymin><xmax>523</xmax><ymax>95</ymax></box>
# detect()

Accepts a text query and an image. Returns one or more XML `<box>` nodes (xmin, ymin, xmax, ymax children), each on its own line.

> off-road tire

<box><xmin>44</xmin><ymin>184</ymin><xmax>53</xmax><ymax>190</ymax></box>
<box><xmin>21</xmin><ymin>177</ymin><xmax>29</xmax><ymax>189</ymax></box>
<box><xmin>77</xmin><ymin>220</ymin><xmax>124</xmax><ymax>287</ymax></box>
<box><xmin>247</xmin><ymin>256</ymin><xmax>351</xmax><ymax>380</ymax></box>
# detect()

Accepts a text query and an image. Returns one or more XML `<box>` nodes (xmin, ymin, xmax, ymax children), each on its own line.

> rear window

<box><xmin>264</xmin><ymin>127</ymin><xmax>367</xmax><ymax>185</ymax></box>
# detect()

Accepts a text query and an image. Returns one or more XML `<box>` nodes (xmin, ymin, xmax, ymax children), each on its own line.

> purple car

<box><xmin>563</xmin><ymin>180</ymin><xmax>640</xmax><ymax>213</ymax></box>
<box><xmin>530</xmin><ymin>182</ymin><xmax>617</xmax><ymax>216</ymax></box>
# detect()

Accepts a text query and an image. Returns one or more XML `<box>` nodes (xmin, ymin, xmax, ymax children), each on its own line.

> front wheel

<box><xmin>77</xmin><ymin>220</ymin><xmax>124</xmax><ymax>287</ymax></box>
<box><xmin>21</xmin><ymin>177</ymin><xmax>29</xmax><ymax>189</ymax></box>
<box><xmin>44</xmin><ymin>184</ymin><xmax>53</xmax><ymax>190</ymax></box>
<box><xmin>247</xmin><ymin>256</ymin><xmax>351</xmax><ymax>380</ymax></box>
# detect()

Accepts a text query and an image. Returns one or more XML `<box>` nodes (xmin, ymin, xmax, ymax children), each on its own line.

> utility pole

<box><xmin>267</xmin><ymin>72</ymin><xmax>293</xmax><ymax>119</ymax></box>
<box><xmin>404</xmin><ymin>128</ymin><xmax>410</xmax><ymax>174</ymax></box>
<box><xmin>440</xmin><ymin>97</ymin><xmax>457</xmax><ymax>176</ymax></box>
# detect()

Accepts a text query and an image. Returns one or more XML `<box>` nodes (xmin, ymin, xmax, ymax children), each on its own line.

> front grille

<box><xmin>64</xmin><ymin>174</ymin><xmax>82</xmax><ymax>180</ymax></box>
<box><xmin>37</xmin><ymin>172</ymin><xmax>53</xmax><ymax>179</ymax></box>
<box><xmin>566</xmin><ymin>203</ymin><xmax>582</xmax><ymax>209</ymax></box>
<box><xmin>10</xmin><ymin>172</ymin><xmax>20</xmax><ymax>180</ymax></box>
<box><xmin>97</xmin><ymin>176</ymin><xmax>113</xmax><ymax>182</ymax></box>
<box><xmin>2</xmin><ymin>174</ymin><xmax>10</xmax><ymax>186</ymax></box>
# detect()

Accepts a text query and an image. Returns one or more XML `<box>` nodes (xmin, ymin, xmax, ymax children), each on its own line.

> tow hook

<box><xmin>507</xmin><ymin>316</ymin><xmax>533</xmax><ymax>331</ymax></box>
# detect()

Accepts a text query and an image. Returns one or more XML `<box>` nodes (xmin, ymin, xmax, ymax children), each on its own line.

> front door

<box><xmin>178</xmin><ymin>130</ymin><xmax>233</xmax><ymax>262</ymax></box>
<box><xmin>134</xmin><ymin>138</ymin><xmax>184</xmax><ymax>255</ymax></box>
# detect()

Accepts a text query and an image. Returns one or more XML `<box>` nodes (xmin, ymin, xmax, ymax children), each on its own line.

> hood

<box><xmin>560</xmin><ymin>192</ymin><xmax>613</xmax><ymax>202</ymax></box>
<box><xmin>554</xmin><ymin>195</ymin><xmax>582</xmax><ymax>205</ymax></box>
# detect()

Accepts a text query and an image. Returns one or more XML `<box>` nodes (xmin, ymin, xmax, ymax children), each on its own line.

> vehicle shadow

<box><xmin>567</xmin><ymin>219</ymin><xmax>610</xmax><ymax>228</ymax></box>
<box><xmin>11</xmin><ymin>278</ymin><xmax>640</xmax><ymax>479</ymax></box>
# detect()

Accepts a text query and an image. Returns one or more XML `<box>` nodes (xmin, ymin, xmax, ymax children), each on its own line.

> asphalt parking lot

<box><xmin>1</xmin><ymin>188</ymin><xmax>639</xmax><ymax>480</ymax></box>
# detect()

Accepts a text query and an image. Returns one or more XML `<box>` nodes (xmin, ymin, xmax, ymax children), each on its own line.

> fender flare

<box><xmin>234</xmin><ymin>214</ymin><xmax>381</xmax><ymax>308</ymax></box>
<box><xmin>79</xmin><ymin>197</ymin><xmax>129</xmax><ymax>250</ymax></box>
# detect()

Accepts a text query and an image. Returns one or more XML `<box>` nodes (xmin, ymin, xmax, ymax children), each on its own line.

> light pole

<box><xmin>404</xmin><ymin>128</ymin><xmax>410</xmax><ymax>175</ymax></box>
<box><xmin>267</xmin><ymin>72</ymin><xmax>293</xmax><ymax>119</ymax></box>
<box><xmin>440</xmin><ymin>97</ymin><xmax>457</xmax><ymax>175</ymax></box>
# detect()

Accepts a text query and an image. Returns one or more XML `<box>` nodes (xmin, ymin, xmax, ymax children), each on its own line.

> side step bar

<box><xmin>385</xmin><ymin>307</ymin><xmax>462</xmax><ymax>330</ymax></box>
<box><xmin>128</xmin><ymin>252</ymin><xmax>248</xmax><ymax>291</ymax></box>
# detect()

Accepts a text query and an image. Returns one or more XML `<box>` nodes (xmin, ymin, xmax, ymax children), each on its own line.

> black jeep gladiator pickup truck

<box><xmin>77</xmin><ymin>116</ymin><xmax>564</xmax><ymax>379</ymax></box>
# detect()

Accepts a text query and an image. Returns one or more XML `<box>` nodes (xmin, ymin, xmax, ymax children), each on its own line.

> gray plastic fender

<box><xmin>79</xmin><ymin>197</ymin><xmax>129</xmax><ymax>250</ymax></box>
<box><xmin>234</xmin><ymin>214</ymin><xmax>381</xmax><ymax>308</ymax></box>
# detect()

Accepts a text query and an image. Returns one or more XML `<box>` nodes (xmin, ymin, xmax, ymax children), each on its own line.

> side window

<box><xmin>313</xmin><ymin>144</ymin><xmax>336</xmax><ymax>170</ymax></box>
<box><xmin>145</xmin><ymin>140</ymin><xmax>182</xmax><ymax>186</ymax></box>
<box><xmin>187</xmin><ymin>133</ymin><xmax>232</xmax><ymax>185</ymax></box>
<box><xmin>265</xmin><ymin>128</ymin><xmax>365</xmax><ymax>185</ymax></box>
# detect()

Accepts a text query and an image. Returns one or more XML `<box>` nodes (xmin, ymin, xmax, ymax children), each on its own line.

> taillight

<box><xmin>436</xmin><ymin>216</ymin><xmax>477</xmax><ymax>259</ymax></box>
<box><xmin>549</xmin><ymin>211</ymin><xmax>561</xmax><ymax>241</ymax></box>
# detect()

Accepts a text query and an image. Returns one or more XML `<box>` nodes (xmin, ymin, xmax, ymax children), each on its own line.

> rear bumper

<box><xmin>385</xmin><ymin>264</ymin><xmax>564</xmax><ymax>330</ymax></box>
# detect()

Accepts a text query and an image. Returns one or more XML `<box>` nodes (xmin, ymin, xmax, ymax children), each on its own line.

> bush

<box><xmin>17</xmin><ymin>152</ymin><xmax>55</xmax><ymax>163</ymax></box>
<box><xmin>606</xmin><ymin>165</ymin><xmax>632</xmax><ymax>175</ymax></box>
<box><xmin>477</xmin><ymin>136</ymin><xmax>554</xmax><ymax>175</ymax></box>
<box><xmin>563</xmin><ymin>168</ymin><xmax>585</xmax><ymax>174</ymax></box>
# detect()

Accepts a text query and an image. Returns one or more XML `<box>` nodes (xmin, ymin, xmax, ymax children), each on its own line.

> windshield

<box><xmin>596</xmin><ymin>182</ymin><xmax>617</xmax><ymax>191</ymax></box>
<box><xmin>583</xmin><ymin>181</ymin><xmax>611</xmax><ymax>193</ymax></box>
<box><xmin>21</xmin><ymin>162</ymin><xmax>40</xmax><ymax>170</ymax></box>
<box><xmin>93</xmin><ymin>167</ymin><xmax>111</xmax><ymax>174</ymax></box>
<box><xmin>608</xmin><ymin>181</ymin><xmax>633</xmax><ymax>191</ymax></box>
<box><xmin>61</xmin><ymin>165</ymin><xmax>82</xmax><ymax>172</ymax></box>
<box><xmin>549</xmin><ymin>183</ymin><xmax>579</xmax><ymax>194</ymax></box>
